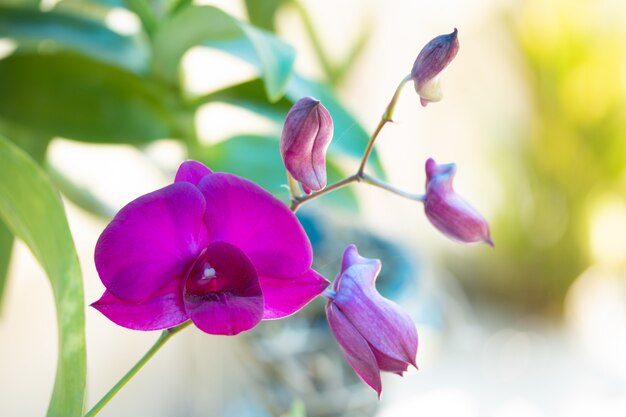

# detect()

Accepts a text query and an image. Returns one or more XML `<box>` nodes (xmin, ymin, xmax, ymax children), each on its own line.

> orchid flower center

<box><xmin>203</xmin><ymin>266</ymin><xmax>216</xmax><ymax>279</ymax></box>
<box><xmin>185</xmin><ymin>255</ymin><xmax>222</xmax><ymax>295</ymax></box>
<box><xmin>183</xmin><ymin>241</ymin><xmax>259</xmax><ymax>298</ymax></box>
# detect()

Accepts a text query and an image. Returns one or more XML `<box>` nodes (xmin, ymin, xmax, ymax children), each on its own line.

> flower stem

<box><xmin>290</xmin><ymin>174</ymin><xmax>359</xmax><ymax>212</ymax></box>
<box><xmin>361</xmin><ymin>174</ymin><xmax>425</xmax><ymax>202</ymax></box>
<box><xmin>290</xmin><ymin>74</ymin><xmax>421</xmax><ymax>212</ymax></box>
<box><xmin>84</xmin><ymin>321</ymin><xmax>192</xmax><ymax>417</ymax></box>
<box><xmin>357</xmin><ymin>74</ymin><xmax>412</xmax><ymax>176</ymax></box>
<box><xmin>286</xmin><ymin>172</ymin><xmax>302</xmax><ymax>202</ymax></box>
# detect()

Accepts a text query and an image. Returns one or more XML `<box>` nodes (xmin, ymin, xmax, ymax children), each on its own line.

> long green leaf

<box><xmin>191</xmin><ymin>79</ymin><xmax>292</xmax><ymax>123</ymax></box>
<box><xmin>0</xmin><ymin>127</ymin><xmax>49</xmax><ymax>313</ymax></box>
<box><xmin>0</xmin><ymin>0</ymin><xmax>40</xmax><ymax>8</ymax></box>
<box><xmin>0</xmin><ymin>52</ymin><xmax>176</xmax><ymax>143</ymax></box>
<box><xmin>153</xmin><ymin>4</ymin><xmax>295</xmax><ymax>102</ymax></box>
<box><xmin>244</xmin><ymin>0</ymin><xmax>285</xmax><ymax>31</ymax></box>
<box><xmin>164</xmin><ymin>0</ymin><xmax>192</xmax><ymax>16</ymax></box>
<box><xmin>0</xmin><ymin>6</ymin><xmax>149</xmax><ymax>73</ymax></box>
<box><xmin>192</xmin><ymin>76</ymin><xmax>385</xmax><ymax>176</ymax></box>
<box><xmin>0</xmin><ymin>136</ymin><xmax>86</xmax><ymax>417</ymax></box>
<box><xmin>0</xmin><ymin>219</ymin><xmax>13</xmax><ymax>314</ymax></box>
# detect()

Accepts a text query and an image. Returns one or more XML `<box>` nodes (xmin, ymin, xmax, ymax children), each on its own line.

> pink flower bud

<box><xmin>326</xmin><ymin>244</ymin><xmax>418</xmax><ymax>396</ymax></box>
<box><xmin>280</xmin><ymin>97</ymin><xmax>334</xmax><ymax>194</ymax></box>
<box><xmin>424</xmin><ymin>158</ymin><xmax>493</xmax><ymax>245</ymax></box>
<box><xmin>411</xmin><ymin>29</ymin><xmax>459</xmax><ymax>107</ymax></box>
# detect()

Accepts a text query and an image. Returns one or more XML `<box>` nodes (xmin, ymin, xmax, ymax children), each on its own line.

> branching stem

<box><xmin>290</xmin><ymin>74</ymin><xmax>421</xmax><ymax>212</ymax></box>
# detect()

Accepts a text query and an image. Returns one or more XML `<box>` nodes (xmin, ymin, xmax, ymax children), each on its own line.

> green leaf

<box><xmin>0</xmin><ymin>52</ymin><xmax>177</xmax><ymax>143</ymax></box>
<box><xmin>0</xmin><ymin>219</ymin><xmax>13</xmax><ymax>315</ymax></box>
<box><xmin>0</xmin><ymin>0</ymin><xmax>40</xmax><ymax>9</ymax></box>
<box><xmin>192</xmin><ymin>76</ymin><xmax>385</xmax><ymax>177</ymax></box>
<box><xmin>124</xmin><ymin>0</ymin><xmax>158</xmax><ymax>37</ymax></box>
<box><xmin>286</xmin><ymin>74</ymin><xmax>385</xmax><ymax>177</ymax></box>
<box><xmin>244</xmin><ymin>0</ymin><xmax>285</xmax><ymax>31</ymax></box>
<box><xmin>198</xmin><ymin>134</ymin><xmax>357</xmax><ymax>210</ymax></box>
<box><xmin>0</xmin><ymin>6</ymin><xmax>149</xmax><ymax>73</ymax></box>
<box><xmin>60</xmin><ymin>0</ymin><xmax>126</xmax><ymax>6</ymax></box>
<box><xmin>153</xmin><ymin>5</ymin><xmax>295</xmax><ymax>102</ymax></box>
<box><xmin>199</xmin><ymin>134</ymin><xmax>289</xmax><ymax>199</ymax></box>
<box><xmin>164</xmin><ymin>0</ymin><xmax>192</xmax><ymax>16</ymax></box>
<box><xmin>0</xmin><ymin>135</ymin><xmax>86</xmax><ymax>417</ymax></box>
<box><xmin>192</xmin><ymin>79</ymin><xmax>292</xmax><ymax>123</ymax></box>
<box><xmin>0</xmin><ymin>119</ymin><xmax>51</xmax><ymax>164</ymax></box>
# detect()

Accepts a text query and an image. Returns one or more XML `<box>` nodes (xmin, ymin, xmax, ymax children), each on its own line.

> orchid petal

<box><xmin>175</xmin><ymin>160</ymin><xmax>213</xmax><ymax>185</ymax></box>
<box><xmin>371</xmin><ymin>345</ymin><xmax>411</xmax><ymax>375</ymax></box>
<box><xmin>260</xmin><ymin>269</ymin><xmax>329</xmax><ymax>319</ymax></box>
<box><xmin>95</xmin><ymin>182</ymin><xmax>208</xmax><ymax>302</ymax></box>
<box><xmin>183</xmin><ymin>241</ymin><xmax>263</xmax><ymax>335</ymax></box>
<box><xmin>334</xmin><ymin>248</ymin><xmax>418</xmax><ymax>367</ymax></box>
<box><xmin>91</xmin><ymin>279</ymin><xmax>188</xmax><ymax>331</ymax></box>
<box><xmin>198</xmin><ymin>173</ymin><xmax>312</xmax><ymax>277</ymax></box>
<box><xmin>336</xmin><ymin>244</ymin><xmax>380</xmax><ymax>288</ymax></box>
<box><xmin>327</xmin><ymin>303</ymin><xmax>382</xmax><ymax>396</ymax></box>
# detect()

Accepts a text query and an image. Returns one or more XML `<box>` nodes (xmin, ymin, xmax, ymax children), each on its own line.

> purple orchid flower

<box><xmin>326</xmin><ymin>244</ymin><xmax>418</xmax><ymax>396</ymax></box>
<box><xmin>424</xmin><ymin>158</ymin><xmax>493</xmax><ymax>245</ymax></box>
<box><xmin>92</xmin><ymin>160</ymin><xmax>329</xmax><ymax>335</ymax></box>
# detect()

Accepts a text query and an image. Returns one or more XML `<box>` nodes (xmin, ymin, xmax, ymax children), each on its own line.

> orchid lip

<box><xmin>183</xmin><ymin>243</ymin><xmax>258</xmax><ymax>297</ymax></box>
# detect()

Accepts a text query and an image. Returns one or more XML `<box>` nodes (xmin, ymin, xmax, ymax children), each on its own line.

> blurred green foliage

<box><xmin>243</xmin><ymin>0</ymin><xmax>373</xmax><ymax>87</ymax></box>
<box><xmin>459</xmin><ymin>0</ymin><xmax>626</xmax><ymax>314</ymax></box>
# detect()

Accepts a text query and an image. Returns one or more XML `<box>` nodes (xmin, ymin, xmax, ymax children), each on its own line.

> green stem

<box><xmin>287</xmin><ymin>172</ymin><xmax>302</xmax><ymax>202</ymax></box>
<box><xmin>361</xmin><ymin>173</ymin><xmax>425</xmax><ymax>202</ymax></box>
<box><xmin>291</xmin><ymin>75</ymin><xmax>419</xmax><ymax>212</ymax></box>
<box><xmin>84</xmin><ymin>321</ymin><xmax>192</xmax><ymax>417</ymax></box>
<box><xmin>357</xmin><ymin>74</ymin><xmax>412</xmax><ymax>176</ymax></box>
<box><xmin>290</xmin><ymin>174</ymin><xmax>358</xmax><ymax>212</ymax></box>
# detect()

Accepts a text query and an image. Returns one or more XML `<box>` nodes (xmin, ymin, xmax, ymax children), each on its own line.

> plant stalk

<box><xmin>84</xmin><ymin>321</ymin><xmax>191</xmax><ymax>417</ymax></box>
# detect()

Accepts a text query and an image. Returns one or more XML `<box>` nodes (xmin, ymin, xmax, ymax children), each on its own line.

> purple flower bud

<box><xmin>411</xmin><ymin>29</ymin><xmax>459</xmax><ymax>107</ymax></box>
<box><xmin>280</xmin><ymin>97</ymin><xmax>334</xmax><ymax>194</ymax></box>
<box><xmin>326</xmin><ymin>244</ymin><xmax>418</xmax><ymax>396</ymax></box>
<box><xmin>424</xmin><ymin>158</ymin><xmax>493</xmax><ymax>245</ymax></box>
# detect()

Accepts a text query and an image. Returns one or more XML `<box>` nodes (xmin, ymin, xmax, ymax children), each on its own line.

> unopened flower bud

<box><xmin>411</xmin><ymin>29</ymin><xmax>459</xmax><ymax>107</ymax></box>
<box><xmin>326</xmin><ymin>244</ymin><xmax>418</xmax><ymax>396</ymax></box>
<box><xmin>280</xmin><ymin>97</ymin><xmax>334</xmax><ymax>194</ymax></box>
<box><xmin>424</xmin><ymin>158</ymin><xmax>493</xmax><ymax>245</ymax></box>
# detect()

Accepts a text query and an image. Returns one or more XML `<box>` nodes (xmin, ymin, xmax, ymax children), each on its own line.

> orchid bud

<box><xmin>280</xmin><ymin>97</ymin><xmax>334</xmax><ymax>194</ymax></box>
<box><xmin>326</xmin><ymin>244</ymin><xmax>418</xmax><ymax>396</ymax></box>
<box><xmin>424</xmin><ymin>158</ymin><xmax>493</xmax><ymax>245</ymax></box>
<box><xmin>411</xmin><ymin>29</ymin><xmax>459</xmax><ymax>107</ymax></box>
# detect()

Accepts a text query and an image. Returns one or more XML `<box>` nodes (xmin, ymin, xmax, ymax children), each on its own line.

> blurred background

<box><xmin>1</xmin><ymin>0</ymin><xmax>626</xmax><ymax>416</ymax></box>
